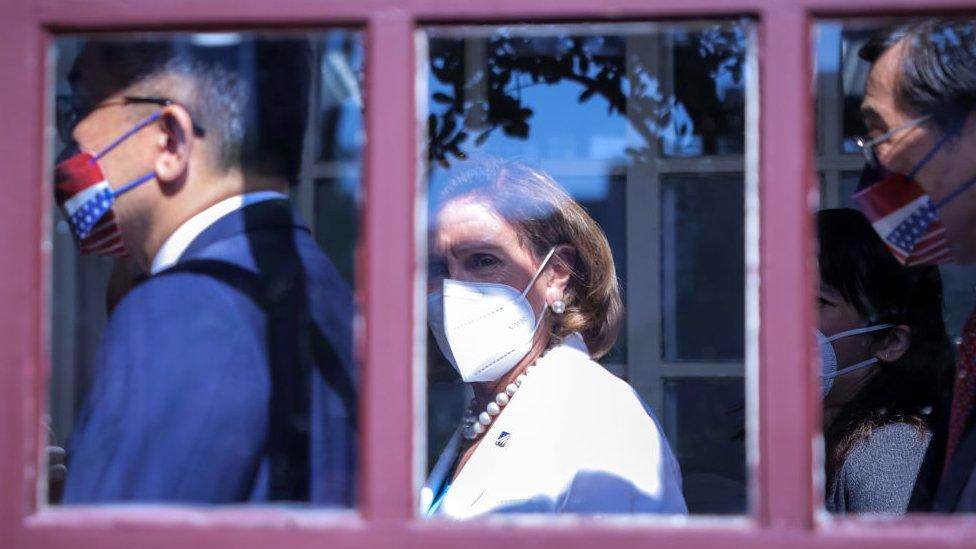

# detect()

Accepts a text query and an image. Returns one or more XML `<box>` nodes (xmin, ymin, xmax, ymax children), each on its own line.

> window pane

<box><xmin>313</xmin><ymin>176</ymin><xmax>361</xmax><ymax>285</ymax></box>
<box><xmin>660</xmin><ymin>27</ymin><xmax>746</xmax><ymax>157</ymax></box>
<box><xmin>814</xmin><ymin>18</ymin><xmax>976</xmax><ymax>516</ymax></box>
<box><xmin>317</xmin><ymin>33</ymin><xmax>364</xmax><ymax>162</ymax></box>
<box><xmin>663</xmin><ymin>379</ymin><xmax>746</xmax><ymax>514</ymax></box>
<box><xmin>420</xmin><ymin>20</ymin><xmax>753</xmax><ymax>518</ymax></box>
<box><xmin>46</xmin><ymin>31</ymin><xmax>363</xmax><ymax>507</ymax></box>
<box><xmin>661</xmin><ymin>174</ymin><xmax>745</xmax><ymax>362</ymax></box>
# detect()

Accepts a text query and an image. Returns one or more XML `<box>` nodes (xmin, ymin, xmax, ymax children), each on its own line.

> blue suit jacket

<box><xmin>64</xmin><ymin>199</ymin><xmax>356</xmax><ymax>505</ymax></box>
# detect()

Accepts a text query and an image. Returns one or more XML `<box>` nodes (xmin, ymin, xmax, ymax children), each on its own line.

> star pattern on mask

<box><xmin>886</xmin><ymin>201</ymin><xmax>938</xmax><ymax>254</ymax></box>
<box><xmin>69</xmin><ymin>187</ymin><xmax>114</xmax><ymax>239</ymax></box>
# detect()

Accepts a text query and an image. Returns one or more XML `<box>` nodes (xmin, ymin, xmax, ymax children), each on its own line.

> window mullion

<box><xmin>756</xmin><ymin>5</ymin><xmax>816</xmax><ymax>530</ymax></box>
<box><xmin>360</xmin><ymin>10</ymin><xmax>416</xmax><ymax>523</ymax></box>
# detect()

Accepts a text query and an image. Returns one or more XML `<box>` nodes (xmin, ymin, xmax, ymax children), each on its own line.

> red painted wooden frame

<box><xmin>4</xmin><ymin>1</ymin><xmax>976</xmax><ymax>548</ymax></box>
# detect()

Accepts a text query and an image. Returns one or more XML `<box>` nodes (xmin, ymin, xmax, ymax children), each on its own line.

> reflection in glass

<box><xmin>817</xmin><ymin>209</ymin><xmax>953</xmax><ymax>513</ymax></box>
<box><xmin>422</xmin><ymin>20</ymin><xmax>753</xmax><ymax>517</ymax></box>
<box><xmin>46</xmin><ymin>31</ymin><xmax>363</xmax><ymax>507</ymax></box>
<box><xmin>661</xmin><ymin>174</ymin><xmax>744</xmax><ymax>362</ymax></box>
<box><xmin>664</xmin><ymin>379</ymin><xmax>745</xmax><ymax>514</ymax></box>
<box><xmin>423</xmin><ymin>159</ymin><xmax>686</xmax><ymax>517</ymax></box>
<box><xmin>814</xmin><ymin>18</ymin><xmax>976</xmax><ymax>515</ymax></box>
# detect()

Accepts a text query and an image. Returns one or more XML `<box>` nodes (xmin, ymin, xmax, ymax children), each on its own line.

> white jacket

<box><xmin>422</xmin><ymin>333</ymin><xmax>687</xmax><ymax>518</ymax></box>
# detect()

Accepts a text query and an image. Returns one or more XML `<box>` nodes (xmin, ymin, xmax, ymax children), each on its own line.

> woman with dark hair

<box><xmin>422</xmin><ymin>159</ymin><xmax>686</xmax><ymax>517</ymax></box>
<box><xmin>818</xmin><ymin>208</ymin><xmax>954</xmax><ymax>513</ymax></box>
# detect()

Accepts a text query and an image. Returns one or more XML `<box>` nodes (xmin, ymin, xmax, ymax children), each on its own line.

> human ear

<box><xmin>875</xmin><ymin>324</ymin><xmax>911</xmax><ymax>363</ymax></box>
<box><xmin>153</xmin><ymin>105</ymin><xmax>194</xmax><ymax>185</ymax></box>
<box><xmin>545</xmin><ymin>244</ymin><xmax>577</xmax><ymax>306</ymax></box>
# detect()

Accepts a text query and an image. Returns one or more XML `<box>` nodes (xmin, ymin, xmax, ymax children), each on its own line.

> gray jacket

<box><xmin>827</xmin><ymin>422</ymin><xmax>931</xmax><ymax>513</ymax></box>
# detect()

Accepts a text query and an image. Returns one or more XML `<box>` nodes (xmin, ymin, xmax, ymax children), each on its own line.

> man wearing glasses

<box><xmin>57</xmin><ymin>38</ymin><xmax>356</xmax><ymax>505</ymax></box>
<box><xmin>854</xmin><ymin>19</ymin><xmax>976</xmax><ymax>512</ymax></box>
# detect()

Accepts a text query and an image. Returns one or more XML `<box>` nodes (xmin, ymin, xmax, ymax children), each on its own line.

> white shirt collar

<box><xmin>150</xmin><ymin>191</ymin><xmax>288</xmax><ymax>275</ymax></box>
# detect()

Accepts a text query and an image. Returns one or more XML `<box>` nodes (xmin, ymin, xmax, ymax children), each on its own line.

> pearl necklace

<box><xmin>462</xmin><ymin>362</ymin><xmax>539</xmax><ymax>440</ymax></box>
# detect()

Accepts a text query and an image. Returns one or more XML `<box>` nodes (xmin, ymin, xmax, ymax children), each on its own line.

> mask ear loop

<box><xmin>906</xmin><ymin>118</ymin><xmax>962</xmax><ymax>180</ymax></box>
<box><xmin>90</xmin><ymin>111</ymin><xmax>163</xmax><ymax>198</ymax></box>
<box><xmin>822</xmin><ymin>323</ymin><xmax>895</xmax><ymax>379</ymax></box>
<box><xmin>91</xmin><ymin>111</ymin><xmax>163</xmax><ymax>162</ymax></box>
<box><xmin>520</xmin><ymin>247</ymin><xmax>559</xmax><ymax>333</ymax></box>
<box><xmin>520</xmin><ymin>247</ymin><xmax>558</xmax><ymax>299</ymax></box>
<box><xmin>902</xmin><ymin>119</ymin><xmax>976</xmax><ymax>212</ymax></box>
<box><xmin>824</xmin><ymin>323</ymin><xmax>894</xmax><ymax>343</ymax></box>
<box><xmin>823</xmin><ymin>357</ymin><xmax>880</xmax><ymax>380</ymax></box>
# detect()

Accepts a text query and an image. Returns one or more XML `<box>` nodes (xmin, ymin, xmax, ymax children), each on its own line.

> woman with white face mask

<box><xmin>817</xmin><ymin>209</ymin><xmax>954</xmax><ymax>513</ymax></box>
<box><xmin>423</xmin><ymin>160</ymin><xmax>687</xmax><ymax>518</ymax></box>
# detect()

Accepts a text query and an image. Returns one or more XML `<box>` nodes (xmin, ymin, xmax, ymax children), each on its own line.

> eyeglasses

<box><xmin>854</xmin><ymin>114</ymin><xmax>931</xmax><ymax>169</ymax></box>
<box><xmin>56</xmin><ymin>94</ymin><xmax>206</xmax><ymax>144</ymax></box>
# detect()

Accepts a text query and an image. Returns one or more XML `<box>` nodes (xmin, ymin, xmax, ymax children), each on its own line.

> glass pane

<box><xmin>661</xmin><ymin>174</ymin><xmax>745</xmax><ymax>362</ymax></box>
<box><xmin>313</xmin><ymin>176</ymin><xmax>361</xmax><ymax>285</ymax></box>
<box><xmin>813</xmin><ymin>18</ymin><xmax>976</xmax><ymax>516</ymax></box>
<box><xmin>420</xmin><ymin>20</ymin><xmax>753</xmax><ymax>519</ymax></box>
<box><xmin>46</xmin><ymin>31</ymin><xmax>363</xmax><ymax>507</ymax></box>
<box><xmin>661</xmin><ymin>27</ymin><xmax>746</xmax><ymax>157</ymax></box>
<box><xmin>317</xmin><ymin>33</ymin><xmax>365</xmax><ymax>162</ymax></box>
<box><xmin>663</xmin><ymin>379</ymin><xmax>746</xmax><ymax>514</ymax></box>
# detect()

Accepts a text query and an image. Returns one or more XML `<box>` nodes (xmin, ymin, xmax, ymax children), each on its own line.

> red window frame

<box><xmin>3</xmin><ymin>0</ymin><xmax>976</xmax><ymax>547</ymax></box>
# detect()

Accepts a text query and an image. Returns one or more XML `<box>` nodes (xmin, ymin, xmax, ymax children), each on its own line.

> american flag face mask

<box><xmin>853</xmin><ymin>127</ymin><xmax>976</xmax><ymax>266</ymax></box>
<box><xmin>54</xmin><ymin>112</ymin><xmax>161</xmax><ymax>256</ymax></box>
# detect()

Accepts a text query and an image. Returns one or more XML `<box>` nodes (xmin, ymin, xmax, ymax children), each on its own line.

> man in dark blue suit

<box><xmin>852</xmin><ymin>19</ymin><xmax>976</xmax><ymax>512</ymax></box>
<box><xmin>56</xmin><ymin>37</ymin><xmax>356</xmax><ymax>504</ymax></box>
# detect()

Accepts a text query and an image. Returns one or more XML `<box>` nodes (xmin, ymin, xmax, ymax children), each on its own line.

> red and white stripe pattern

<box><xmin>54</xmin><ymin>152</ymin><xmax>126</xmax><ymax>256</ymax></box>
<box><xmin>853</xmin><ymin>172</ymin><xmax>953</xmax><ymax>266</ymax></box>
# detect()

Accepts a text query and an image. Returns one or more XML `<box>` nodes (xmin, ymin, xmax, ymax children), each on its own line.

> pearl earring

<box><xmin>552</xmin><ymin>300</ymin><xmax>566</xmax><ymax>314</ymax></box>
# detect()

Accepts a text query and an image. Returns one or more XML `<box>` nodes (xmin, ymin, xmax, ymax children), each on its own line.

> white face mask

<box><xmin>427</xmin><ymin>248</ymin><xmax>557</xmax><ymax>383</ymax></box>
<box><xmin>817</xmin><ymin>324</ymin><xmax>894</xmax><ymax>396</ymax></box>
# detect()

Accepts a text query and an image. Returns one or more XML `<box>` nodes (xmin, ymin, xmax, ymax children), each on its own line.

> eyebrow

<box><xmin>449</xmin><ymin>241</ymin><xmax>503</xmax><ymax>257</ymax></box>
<box><xmin>860</xmin><ymin>104</ymin><xmax>885</xmax><ymax>130</ymax></box>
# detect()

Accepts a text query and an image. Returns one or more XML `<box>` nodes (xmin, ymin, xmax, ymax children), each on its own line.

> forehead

<box><xmin>863</xmin><ymin>40</ymin><xmax>913</xmax><ymax>118</ymax></box>
<box><xmin>434</xmin><ymin>198</ymin><xmax>520</xmax><ymax>251</ymax></box>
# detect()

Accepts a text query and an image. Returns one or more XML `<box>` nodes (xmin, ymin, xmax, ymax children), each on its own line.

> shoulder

<box><xmin>534</xmin><ymin>342</ymin><xmax>646</xmax><ymax>421</ymax></box>
<box><xmin>837</xmin><ymin>422</ymin><xmax>931</xmax><ymax>513</ymax></box>
<box><xmin>113</xmin><ymin>266</ymin><xmax>262</xmax><ymax>330</ymax></box>
<box><xmin>848</xmin><ymin>423</ymin><xmax>931</xmax><ymax>464</ymax></box>
<box><xmin>521</xmin><ymin>339</ymin><xmax>685</xmax><ymax>513</ymax></box>
<box><xmin>100</xmin><ymin>265</ymin><xmax>266</xmax><ymax>371</ymax></box>
<box><xmin>528</xmin><ymin>338</ymin><xmax>678</xmax><ymax>467</ymax></box>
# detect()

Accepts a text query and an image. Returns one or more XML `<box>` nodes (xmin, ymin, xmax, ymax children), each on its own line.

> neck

<box><xmin>133</xmin><ymin>169</ymin><xmax>288</xmax><ymax>272</ymax></box>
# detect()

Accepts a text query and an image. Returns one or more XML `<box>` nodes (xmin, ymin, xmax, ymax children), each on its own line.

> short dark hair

<box><xmin>73</xmin><ymin>35</ymin><xmax>311</xmax><ymax>185</ymax></box>
<box><xmin>817</xmin><ymin>208</ymin><xmax>954</xmax><ymax>482</ymax></box>
<box><xmin>859</xmin><ymin>19</ymin><xmax>976</xmax><ymax>132</ymax></box>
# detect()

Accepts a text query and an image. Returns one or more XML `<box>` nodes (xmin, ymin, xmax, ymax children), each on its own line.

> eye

<box><xmin>818</xmin><ymin>295</ymin><xmax>835</xmax><ymax>308</ymax></box>
<box><xmin>465</xmin><ymin>253</ymin><xmax>501</xmax><ymax>271</ymax></box>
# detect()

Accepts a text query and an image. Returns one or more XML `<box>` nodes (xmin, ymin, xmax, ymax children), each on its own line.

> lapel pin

<box><xmin>495</xmin><ymin>431</ymin><xmax>511</xmax><ymax>447</ymax></box>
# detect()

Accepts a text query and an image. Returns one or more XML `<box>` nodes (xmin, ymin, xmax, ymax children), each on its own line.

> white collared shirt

<box><xmin>150</xmin><ymin>191</ymin><xmax>288</xmax><ymax>275</ymax></box>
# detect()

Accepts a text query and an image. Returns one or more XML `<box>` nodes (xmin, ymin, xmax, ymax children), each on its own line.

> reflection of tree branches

<box><xmin>427</xmin><ymin>22</ymin><xmax>747</xmax><ymax>167</ymax></box>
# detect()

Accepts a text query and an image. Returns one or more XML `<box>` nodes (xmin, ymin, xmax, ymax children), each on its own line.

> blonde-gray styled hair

<box><xmin>435</xmin><ymin>159</ymin><xmax>623</xmax><ymax>358</ymax></box>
